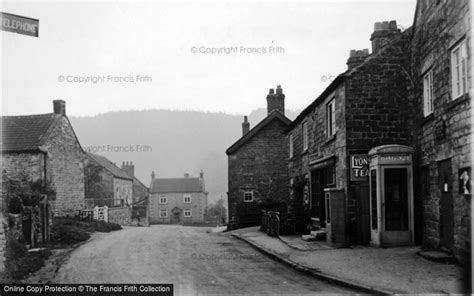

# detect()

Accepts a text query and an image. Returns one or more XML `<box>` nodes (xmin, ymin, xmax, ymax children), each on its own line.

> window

<box><xmin>289</xmin><ymin>134</ymin><xmax>294</xmax><ymax>158</ymax></box>
<box><xmin>423</xmin><ymin>70</ymin><xmax>434</xmax><ymax>116</ymax></box>
<box><xmin>184</xmin><ymin>194</ymin><xmax>191</xmax><ymax>203</ymax></box>
<box><xmin>326</xmin><ymin>99</ymin><xmax>336</xmax><ymax>137</ymax></box>
<box><xmin>184</xmin><ymin>209</ymin><xmax>192</xmax><ymax>217</ymax></box>
<box><xmin>243</xmin><ymin>191</ymin><xmax>254</xmax><ymax>202</ymax></box>
<box><xmin>451</xmin><ymin>40</ymin><xmax>467</xmax><ymax>100</ymax></box>
<box><xmin>160</xmin><ymin>210</ymin><xmax>167</xmax><ymax>218</ymax></box>
<box><xmin>159</xmin><ymin>195</ymin><xmax>167</xmax><ymax>204</ymax></box>
<box><xmin>324</xmin><ymin>166</ymin><xmax>335</xmax><ymax>186</ymax></box>
<box><xmin>302</xmin><ymin>122</ymin><xmax>308</xmax><ymax>151</ymax></box>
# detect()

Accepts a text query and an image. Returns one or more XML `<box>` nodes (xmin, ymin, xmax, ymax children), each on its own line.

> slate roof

<box><xmin>0</xmin><ymin>113</ymin><xmax>60</xmax><ymax>152</ymax></box>
<box><xmin>87</xmin><ymin>153</ymin><xmax>133</xmax><ymax>181</ymax></box>
<box><xmin>226</xmin><ymin>110</ymin><xmax>291</xmax><ymax>155</ymax></box>
<box><xmin>151</xmin><ymin>177</ymin><xmax>203</xmax><ymax>193</ymax></box>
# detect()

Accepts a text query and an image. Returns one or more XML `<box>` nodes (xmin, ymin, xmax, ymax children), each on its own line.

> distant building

<box><xmin>85</xmin><ymin>153</ymin><xmax>133</xmax><ymax>225</ymax></box>
<box><xmin>1</xmin><ymin>100</ymin><xmax>85</xmax><ymax>216</ymax></box>
<box><xmin>149</xmin><ymin>171</ymin><xmax>208</xmax><ymax>224</ymax></box>
<box><xmin>85</xmin><ymin>153</ymin><xmax>133</xmax><ymax>207</ymax></box>
<box><xmin>226</xmin><ymin>86</ymin><xmax>291</xmax><ymax>228</ymax></box>
<box><xmin>120</xmin><ymin>161</ymin><xmax>149</xmax><ymax>204</ymax></box>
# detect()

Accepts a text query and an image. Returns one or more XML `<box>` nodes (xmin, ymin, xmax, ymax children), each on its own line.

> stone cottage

<box><xmin>226</xmin><ymin>85</ymin><xmax>291</xmax><ymax>228</ymax></box>
<box><xmin>149</xmin><ymin>171</ymin><xmax>208</xmax><ymax>224</ymax></box>
<box><xmin>120</xmin><ymin>161</ymin><xmax>149</xmax><ymax>204</ymax></box>
<box><xmin>410</xmin><ymin>0</ymin><xmax>471</xmax><ymax>263</ymax></box>
<box><xmin>1</xmin><ymin>100</ymin><xmax>86</xmax><ymax>216</ymax></box>
<box><xmin>286</xmin><ymin>21</ymin><xmax>415</xmax><ymax>246</ymax></box>
<box><xmin>85</xmin><ymin>153</ymin><xmax>133</xmax><ymax>225</ymax></box>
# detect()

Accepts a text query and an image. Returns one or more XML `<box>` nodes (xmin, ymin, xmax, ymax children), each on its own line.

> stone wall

<box><xmin>149</xmin><ymin>192</ymin><xmax>206</xmax><ymax>224</ymax></box>
<box><xmin>410</xmin><ymin>0</ymin><xmax>471</xmax><ymax>262</ymax></box>
<box><xmin>132</xmin><ymin>179</ymin><xmax>149</xmax><ymax>204</ymax></box>
<box><xmin>43</xmin><ymin>116</ymin><xmax>86</xmax><ymax>216</ymax></box>
<box><xmin>108</xmin><ymin>206</ymin><xmax>132</xmax><ymax>225</ymax></box>
<box><xmin>1</xmin><ymin>153</ymin><xmax>44</xmax><ymax>182</ymax></box>
<box><xmin>84</xmin><ymin>160</ymin><xmax>114</xmax><ymax>201</ymax></box>
<box><xmin>113</xmin><ymin>178</ymin><xmax>133</xmax><ymax>206</ymax></box>
<box><xmin>228</xmin><ymin>118</ymin><xmax>289</xmax><ymax>223</ymax></box>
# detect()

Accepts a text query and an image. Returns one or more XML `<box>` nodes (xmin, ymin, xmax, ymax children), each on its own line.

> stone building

<box><xmin>410</xmin><ymin>0</ymin><xmax>471</xmax><ymax>262</ymax></box>
<box><xmin>149</xmin><ymin>171</ymin><xmax>208</xmax><ymax>224</ymax></box>
<box><xmin>226</xmin><ymin>86</ymin><xmax>291</xmax><ymax>228</ymax></box>
<box><xmin>1</xmin><ymin>100</ymin><xmax>86</xmax><ymax>216</ymax></box>
<box><xmin>121</xmin><ymin>161</ymin><xmax>149</xmax><ymax>204</ymax></box>
<box><xmin>286</xmin><ymin>21</ymin><xmax>415</xmax><ymax>245</ymax></box>
<box><xmin>85</xmin><ymin>153</ymin><xmax>133</xmax><ymax>225</ymax></box>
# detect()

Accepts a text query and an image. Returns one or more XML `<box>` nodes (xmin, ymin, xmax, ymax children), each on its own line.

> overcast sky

<box><xmin>2</xmin><ymin>0</ymin><xmax>416</xmax><ymax>117</ymax></box>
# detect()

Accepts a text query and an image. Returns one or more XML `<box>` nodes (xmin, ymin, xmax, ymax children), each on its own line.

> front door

<box><xmin>381</xmin><ymin>167</ymin><xmax>411</xmax><ymax>244</ymax></box>
<box><xmin>171</xmin><ymin>209</ymin><xmax>181</xmax><ymax>224</ymax></box>
<box><xmin>354</xmin><ymin>183</ymin><xmax>370</xmax><ymax>244</ymax></box>
<box><xmin>310</xmin><ymin>170</ymin><xmax>325</xmax><ymax>227</ymax></box>
<box><xmin>438</xmin><ymin>160</ymin><xmax>454</xmax><ymax>250</ymax></box>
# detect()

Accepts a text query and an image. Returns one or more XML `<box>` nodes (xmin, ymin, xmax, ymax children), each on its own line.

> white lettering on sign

<box><xmin>350</xmin><ymin>154</ymin><xmax>369</xmax><ymax>181</ymax></box>
<box><xmin>380</xmin><ymin>155</ymin><xmax>410</xmax><ymax>162</ymax></box>
<box><xmin>0</xmin><ymin>12</ymin><xmax>39</xmax><ymax>37</ymax></box>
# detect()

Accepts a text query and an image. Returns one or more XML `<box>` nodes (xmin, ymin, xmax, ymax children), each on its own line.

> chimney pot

<box><xmin>347</xmin><ymin>49</ymin><xmax>370</xmax><ymax>70</ymax></box>
<box><xmin>266</xmin><ymin>85</ymin><xmax>285</xmax><ymax>115</ymax></box>
<box><xmin>371</xmin><ymin>20</ymin><xmax>400</xmax><ymax>53</ymax></box>
<box><xmin>242</xmin><ymin>116</ymin><xmax>250</xmax><ymax>136</ymax></box>
<box><xmin>53</xmin><ymin>100</ymin><xmax>66</xmax><ymax>116</ymax></box>
<box><xmin>269</xmin><ymin>88</ymin><xmax>274</xmax><ymax>94</ymax></box>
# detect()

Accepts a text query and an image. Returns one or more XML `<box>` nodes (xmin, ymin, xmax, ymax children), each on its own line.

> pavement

<box><xmin>232</xmin><ymin>228</ymin><xmax>468</xmax><ymax>294</ymax></box>
<box><xmin>43</xmin><ymin>225</ymin><xmax>357</xmax><ymax>295</ymax></box>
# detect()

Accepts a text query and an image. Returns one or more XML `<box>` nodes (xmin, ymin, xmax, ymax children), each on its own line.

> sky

<box><xmin>1</xmin><ymin>0</ymin><xmax>417</xmax><ymax>117</ymax></box>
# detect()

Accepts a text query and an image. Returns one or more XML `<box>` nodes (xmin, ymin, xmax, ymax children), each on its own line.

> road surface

<box><xmin>54</xmin><ymin>225</ymin><xmax>355</xmax><ymax>295</ymax></box>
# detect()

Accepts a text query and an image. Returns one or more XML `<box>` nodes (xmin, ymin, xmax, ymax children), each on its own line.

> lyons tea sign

<box><xmin>350</xmin><ymin>154</ymin><xmax>369</xmax><ymax>181</ymax></box>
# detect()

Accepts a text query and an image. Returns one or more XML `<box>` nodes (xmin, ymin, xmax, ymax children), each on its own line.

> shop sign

<box><xmin>350</xmin><ymin>154</ymin><xmax>369</xmax><ymax>181</ymax></box>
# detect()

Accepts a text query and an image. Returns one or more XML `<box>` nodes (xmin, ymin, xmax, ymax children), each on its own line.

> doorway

<box><xmin>438</xmin><ymin>160</ymin><xmax>454</xmax><ymax>251</ymax></box>
<box><xmin>171</xmin><ymin>208</ymin><xmax>182</xmax><ymax>224</ymax></box>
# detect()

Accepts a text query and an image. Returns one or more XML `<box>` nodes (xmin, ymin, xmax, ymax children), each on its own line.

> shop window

<box><xmin>324</xmin><ymin>166</ymin><xmax>335</xmax><ymax>186</ymax></box>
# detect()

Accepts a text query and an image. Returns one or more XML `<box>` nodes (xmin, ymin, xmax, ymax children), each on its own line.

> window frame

<box><xmin>160</xmin><ymin>210</ymin><xmax>167</xmax><ymax>218</ymax></box>
<box><xmin>289</xmin><ymin>133</ymin><xmax>294</xmax><ymax>158</ymax></box>
<box><xmin>159</xmin><ymin>195</ymin><xmax>167</xmax><ymax>204</ymax></box>
<box><xmin>243</xmin><ymin>190</ymin><xmax>254</xmax><ymax>202</ymax></box>
<box><xmin>184</xmin><ymin>209</ymin><xmax>192</xmax><ymax>217</ymax></box>
<box><xmin>183</xmin><ymin>194</ymin><xmax>192</xmax><ymax>204</ymax></box>
<box><xmin>326</xmin><ymin>99</ymin><xmax>336</xmax><ymax>137</ymax></box>
<box><xmin>451</xmin><ymin>39</ymin><xmax>467</xmax><ymax>100</ymax></box>
<box><xmin>302</xmin><ymin>121</ymin><xmax>309</xmax><ymax>151</ymax></box>
<box><xmin>423</xmin><ymin>69</ymin><xmax>434</xmax><ymax>116</ymax></box>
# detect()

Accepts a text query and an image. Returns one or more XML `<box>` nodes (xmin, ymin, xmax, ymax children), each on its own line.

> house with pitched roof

<box><xmin>226</xmin><ymin>86</ymin><xmax>291</xmax><ymax>229</ymax></box>
<box><xmin>1</xmin><ymin>100</ymin><xmax>85</xmax><ymax>216</ymax></box>
<box><xmin>85</xmin><ymin>153</ymin><xmax>133</xmax><ymax>209</ymax></box>
<box><xmin>149</xmin><ymin>171</ymin><xmax>208</xmax><ymax>224</ymax></box>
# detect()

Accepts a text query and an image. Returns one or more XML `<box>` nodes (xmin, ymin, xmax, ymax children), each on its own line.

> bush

<box><xmin>51</xmin><ymin>217</ymin><xmax>122</xmax><ymax>246</ymax></box>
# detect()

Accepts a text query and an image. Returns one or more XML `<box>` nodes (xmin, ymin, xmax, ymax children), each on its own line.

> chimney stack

<box><xmin>184</xmin><ymin>173</ymin><xmax>189</xmax><ymax>178</ymax></box>
<box><xmin>347</xmin><ymin>49</ymin><xmax>370</xmax><ymax>70</ymax></box>
<box><xmin>242</xmin><ymin>116</ymin><xmax>250</xmax><ymax>136</ymax></box>
<box><xmin>266</xmin><ymin>85</ymin><xmax>285</xmax><ymax>115</ymax></box>
<box><xmin>200</xmin><ymin>170</ymin><xmax>204</xmax><ymax>179</ymax></box>
<box><xmin>151</xmin><ymin>171</ymin><xmax>155</xmax><ymax>180</ymax></box>
<box><xmin>53</xmin><ymin>100</ymin><xmax>66</xmax><ymax>116</ymax></box>
<box><xmin>370</xmin><ymin>20</ymin><xmax>401</xmax><ymax>54</ymax></box>
<box><xmin>121</xmin><ymin>161</ymin><xmax>135</xmax><ymax>178</ymax></box>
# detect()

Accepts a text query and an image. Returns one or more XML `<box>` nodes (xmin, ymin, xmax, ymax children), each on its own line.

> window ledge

<box><xmin>301</xmin><ymin>149</ymin><xmax>309</xmax><ymax>156</ymax></box>
<box><xmin>325</xmin><ymin>134</ymin><xmax>336</xmax><ymax>145</ymax></box>
<box><xmin>447</xmin><ymin>93</ymin><xmax>470</xmax><ymax>111</ymax></box>
<box><xmin>421</xmin><ymin>113</ymin><xmax>434</xmax><ymax>126</ymax></box>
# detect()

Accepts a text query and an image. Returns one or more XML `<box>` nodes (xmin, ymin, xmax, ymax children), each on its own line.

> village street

<box><xmin>52</xmin><ymin>225</ymin><xmax>355</xmax><ymax>295</ymax></box>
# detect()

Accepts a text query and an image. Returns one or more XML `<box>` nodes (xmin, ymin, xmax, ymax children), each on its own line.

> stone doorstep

<box><xmin>417</xmin><ymin>250</ymin><xmax>457</xmax><ymax>264</ymax></box>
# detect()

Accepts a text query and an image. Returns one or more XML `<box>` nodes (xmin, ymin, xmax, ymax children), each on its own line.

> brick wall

<box><xmin>410</xmin><ymin>0</ymin><xmax>471</xmax><ymax>262</ymax></box>
<box><xmin>43</xmin><ymin>116</ymin><xmax>86</xmax><ymax>216</ymax></box>
<box><xmin>228</xmin><ymin>118</ymin><xmax>289</xmax><ymax>223</ymax></box>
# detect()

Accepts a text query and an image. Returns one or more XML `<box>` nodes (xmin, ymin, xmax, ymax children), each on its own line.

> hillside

<box><xmin>69</xmin><ymin>108</ymin><xmax>299</xmax><ymax>205</ymax></box>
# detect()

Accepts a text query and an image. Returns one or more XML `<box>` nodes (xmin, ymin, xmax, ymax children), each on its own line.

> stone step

<box><xmin>417</xmin><ymin>250</ymin><xmax>456</xmax><ymax>264</ymax></box>
<box><xmin>301</xmin><ymin>234</ymin><xmax>317</xmax><ymax>242</ymax></box>
<box><xmin>310</xmin><ymin>230</ymin><xmax>327</xmax><ymax>240</ymax></box>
